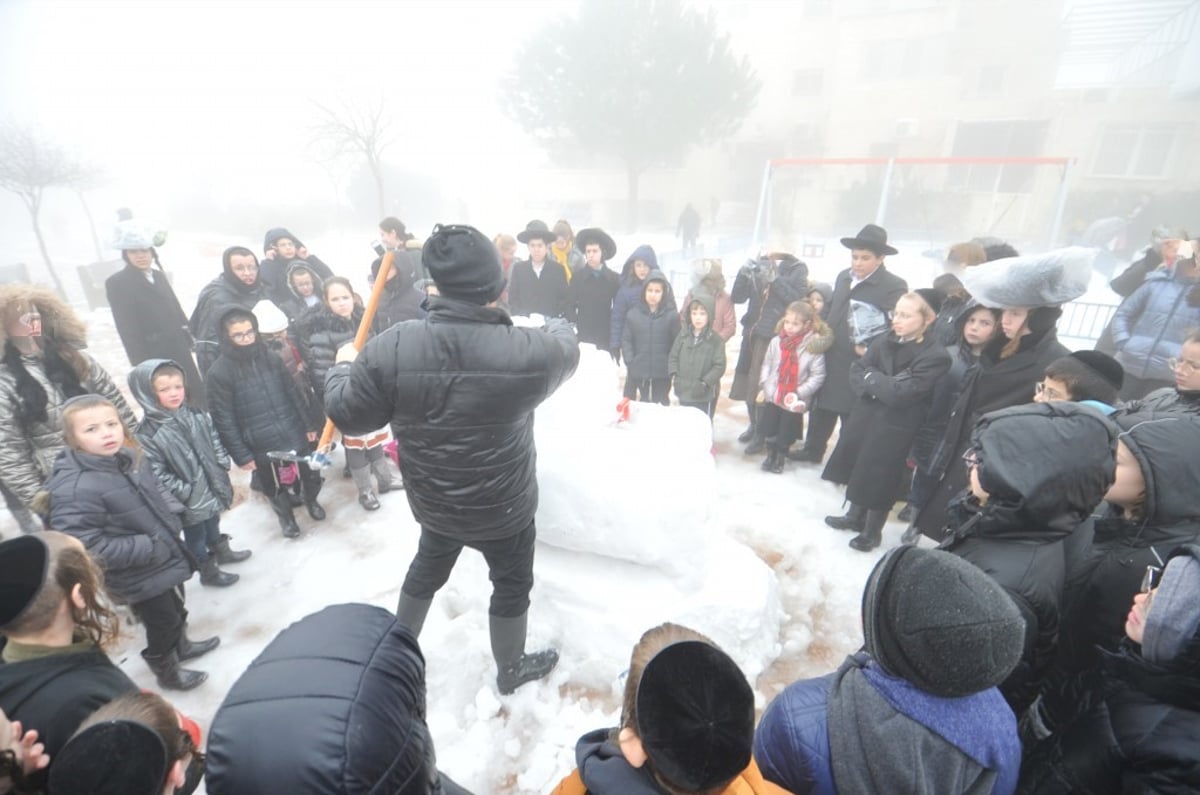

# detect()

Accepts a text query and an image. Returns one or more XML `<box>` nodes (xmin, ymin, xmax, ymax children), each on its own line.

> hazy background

<box><xmin>2</xmin><ymin>0</ymin><xmax>1198</xmax><ymax>298</ymax></box>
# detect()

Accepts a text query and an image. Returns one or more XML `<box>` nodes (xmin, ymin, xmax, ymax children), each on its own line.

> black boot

<box><xmin>352</xmin><ymin>466</ymin><xmax>380</xmax><ymax>511</ymax></box>
<box><xmin>395</xmin><ymin>592</ymin><xmax>433</xmax><ymax>637</ymax></box>
<box><xmin>144</xmin><ymin>649</ymin><xmax>206</xmax><ymax>691</ymax></box>
<box><xmin>825</xmin><ymin>502</ymin><xmax>867</xmax><ymax>532</ymax></box>
<box><xmin>177</xmin><ymin>626</ymin><xmax>221</xmax><ymax>661</ymax></box>
<box><xmin>303</xmin><ymin>478</ymin><xmax>326</xmax><ymax>520</ymax></box>
<box><xmin>491</xmin><ymin>613</ymin><xmax>559</xmax><ymax>695</ymax></box>
<box><xmin>762</xmin><ymin>448</ymin><xmax>785</xmax><ymax>473</ymax></box>
<box><xmin>900</xmin><ymin>523</ymin><xmax>923</xmax><ymax>545</ymax></box>
<box><xmin>897</xmin><ymin>502</ymin><xmax>914</xmax><ymax>523</ymax></box>
<box><xmin>199</xmin><ymin>557</ymin><xmax>239</xmax><ymax>587</ymax></box>
<box><xmin>744</xmin><ymin>433</ymin><xmax>766</xmax><ymax>455</ymax></box>
<box><xmin>212</xmin><ymin>534</ymin><xmax>251</xmax><ymax>564</ymax></box>
<box><xmin>270</xmin><ymin>493</ymin><xmax>301</xmax><ymax>538</ymax></box>
<box><xmin>850</xmin><ymin>509</ymin><xmax>888</xmax><ymax>552</ymax></box>
<box><xmin>737</xmin><ymin>402</ymin><xmax>757</xmax><ymax>443</ymax></box>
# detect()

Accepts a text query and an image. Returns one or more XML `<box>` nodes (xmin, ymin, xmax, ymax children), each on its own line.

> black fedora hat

<box><xmin>574</xmin><ymin>228</ymin><xmax>617</xmax><ymax>261</ymax></box>
<box><xmin>516</xmin><ymin>220</ymin><xmax>557</xmax><ymax>245</ymax></box>
<box><xmin>840</xmin><ymin>223</ymin><xmax>898</xmax><ymax>256</ymax></box>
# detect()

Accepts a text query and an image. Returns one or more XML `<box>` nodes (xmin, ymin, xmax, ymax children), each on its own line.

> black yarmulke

<box><xmin>636</xmin><ymin>640</ymin><xmax>754</xmax><ymax>791</ymax></box>
<box><xmin>48</xmin><ymin>720</ymin><xmax>169</xmax><ymax>795</ymax></box>
<box><xmin>1070</xmin><ymin>349</ymin><xmax>1125</xmax><ymax>391</ymax></box>
<box><xmin>0</xmin><ymin>535</ymin><xmax>49</xmax><ymax>628</ymax></box>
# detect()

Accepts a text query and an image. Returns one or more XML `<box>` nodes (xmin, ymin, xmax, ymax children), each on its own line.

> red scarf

<box><xmin>776</xmin><ymin>330</ymin><xmax>805</xmax><ymax>405</ymax></box>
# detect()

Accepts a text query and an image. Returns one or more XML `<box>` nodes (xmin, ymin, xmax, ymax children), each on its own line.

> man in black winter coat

<box><xmin>566</xmin><ymin>227</ymin><xmax>620</xmax><ymax>352</ymax></box>
<box><xmin>325</xmin><ymin>224</ymin><xmax>580</xmax><ymax>695</ymax></box>
<box><xmin>801</xmin><ymin>224</ymin><xmax>908</xmax><ymax>464</ymax></box>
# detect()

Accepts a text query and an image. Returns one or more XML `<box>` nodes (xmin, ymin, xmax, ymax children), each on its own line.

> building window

<box><xmin>1093</xmin><ymin>124</ymin><xmax>1179</xmax><ymax>178</ymax></box>
<box><xmin>948</xmin><ymin>120</ymin><xmax>1049</xmax><ymax>192</ymax></box>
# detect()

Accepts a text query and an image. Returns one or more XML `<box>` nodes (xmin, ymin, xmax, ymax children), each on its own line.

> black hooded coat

<box><xmin>190</xmin><ymin>250</ymin><xmax>272</xmax><ymax>376</ymax></box>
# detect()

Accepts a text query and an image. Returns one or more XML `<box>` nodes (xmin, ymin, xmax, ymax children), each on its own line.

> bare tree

<box><xmin>309</xmin><ymin>98</ymin><xmax>394</xmax><ymax>220</ymax></box>
<box><xmin>0</xmin><ymin>123</ymin><xmax>92</xmax><ymax>296</ymax></box>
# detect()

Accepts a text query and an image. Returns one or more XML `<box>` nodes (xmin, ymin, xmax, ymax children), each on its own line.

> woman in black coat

<box><xmin>105</xmin><ymin>234</ymin><xmax>204</xmax><ymax>408</ymax></box>
<box><xmin>1019</xmin><ymin>543</ymin><xmax>1200</xmax><ymax>794</ymax></box>
<box><xmin>822</xmin><ymin>291</ymin><xmax>951</xmax><ymax>551</ymax></box>
<box><xmin>294</xmin><ymin>277</ymin><xmax>399</xmax><ymax>510</ymax></box>
<box><xmin>912</xmin><ymin>305</ymin><xmax>1070</xmax><ymax>540</ymax></box>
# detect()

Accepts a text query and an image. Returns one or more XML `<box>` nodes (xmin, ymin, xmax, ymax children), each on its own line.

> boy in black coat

<box><xmin>567</xmin><ymin>228</ymin><xmax>621</xmax><ymax>352</ymax></box>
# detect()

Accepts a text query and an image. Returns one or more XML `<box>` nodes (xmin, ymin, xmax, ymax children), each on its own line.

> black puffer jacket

<box><xmin>207</xmin><ymin>311</ymin><xmax>317</xmax><ymax>466</ymax></box>
<box><xmin>941</xmin><ymin>402</ymin><xmax>1118</xmax><ymax>715</ymax></box>
<box><xmin>128</xmin><ymin>358</ymin><xmax>234</xmax><ymax>526</ymax></box>
<box><xmin>621</xmin><ymin>271</ymin><xmax>680</xmax><ymax>381</ymax></box>
<box><xmin>750</xmin><ymin>256</ymin><xmax>809</xmax><ymax>340</ymax></box>
<box><xmin>294</xmin><ymin>304</ymin><xmax>363</xmax><ymax>409</ymax></box>
<box><xmin>206</xmin><ymin>603</ymin><xmax>471</xmax><ymax>794</ymax></box>
<box><xmin>1020</xmin><ymin>545</ymin><xmax>1200</xmax><ymax>794</ymax></box>
<box><xmin>325</xmin><ymin>297</ymin><xmax>579</xmax><ymax>542</ymax></box>
<box><xmin>1134</xmin><ymin>386</ymin><xmax>1200</xmax><ymax>415</ymax></box>
<box><xmin>1053</xmin><ymin>411</ymin><xmax>1200</xmax><ymax>688</ymax></box>
<box><xmin>915</xmin><ymin>309</ymin><xmax>1070</xmax><ymax>538</ymax></box>
<box><xmin>277</xmin><ymin>261</ymin><xmax>326</xmax><ymax>323</ymax></box>
<box><xmin>259</xmin><ymin>226</ymin><xmax>336</xmax><ymax>307</ymax></box>
<box><xmin>372</xmin><ymin>253</ymin><xmax>426</xmax><ymax>334</ymax></box>
<box><xmin>44</xmin><ymin>447</ymin><xmax>194</xmax><ymax>605</ymax></box>
<box><xmin>190</xmin><ymin>252</ymin><xmax>271</xmax><ymax>376</ymax></box>
<box><xmin>0</xmin><ymin>644</ymin><xmax>137</xmax><ymax>791</ymax></box>
<box><xmin>823</xmin><ymin>330</ymin><xmax>951</xmax><ymax>511</ymax></box>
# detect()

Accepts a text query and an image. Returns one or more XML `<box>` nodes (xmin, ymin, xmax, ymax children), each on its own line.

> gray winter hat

<box><xmin>1142</xmin><ymin>552</ymin><xmax>1200</xmax><ymax>664</ymax></box>
<box><xmin>862</xmin><ymin>546</ymin><xmax>1025</xmax><ymax>697</ymax></box>
<box><xmin>960</xmin><ymin>246</ymin><xmax>1095</xmax><ymax>309</ymax></box>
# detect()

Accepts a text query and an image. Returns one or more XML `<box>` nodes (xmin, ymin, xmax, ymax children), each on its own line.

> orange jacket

<box><xmin>550</xmin><ymin>756</ymin><xmax>791</xmax><ymax>795</ymax></box>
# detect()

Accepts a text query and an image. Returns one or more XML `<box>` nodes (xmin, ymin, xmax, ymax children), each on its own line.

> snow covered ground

<box><xmin>1</xmin><ymin>232</ymin><xmax>939</xmax><ymax>793</ymax></box>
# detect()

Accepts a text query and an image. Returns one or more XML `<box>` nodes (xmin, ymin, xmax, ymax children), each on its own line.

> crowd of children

<box><xmin>1</xmin><ymin>216</ymin><xmax>1199</xmax><ymax>792</ymax></box>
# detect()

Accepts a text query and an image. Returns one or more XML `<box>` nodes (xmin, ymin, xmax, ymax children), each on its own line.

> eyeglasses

<box><xmin>1141</xmin><ymin>565</ymin><xmax>1161</xmax><ymax>594</ymax></box>
<box><xmin>229</xmin><ymin>330</ymin><xmax>257</xmax><ymax>342</ymax></box>
<box><xmin>962</xmin><ymin>448</ymin><xmax>980</xmax><ymax>469</ymax></box>
<box><xmin>1035</xmin><ymin>381</ymin><xmax>1064</xmax><ymax>400</ymax></box>
<box><xmin>1168</xmin><ymin>358</ymin><xmax>1199</xmax><ymax>376</ymax></box>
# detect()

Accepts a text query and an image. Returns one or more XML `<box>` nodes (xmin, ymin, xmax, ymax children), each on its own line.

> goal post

<box><xmin>750</xmin><ymin>156</ymin><xmax>1076</xmax><ymax>256</ymax></box>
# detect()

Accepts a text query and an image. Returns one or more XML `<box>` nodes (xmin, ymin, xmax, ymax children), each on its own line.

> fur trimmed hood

<box><xmin>0</xmin><ymin>284</ymin><xmax>88</xmax><ymax>351</ymax></box>
<box><xmin>807</xmin><ymin>317</ymin><xmax>835</xmax><ymax>354</ymax></box>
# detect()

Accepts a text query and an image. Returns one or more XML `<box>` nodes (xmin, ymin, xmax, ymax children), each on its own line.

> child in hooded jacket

<box><xmin>622</xmin><ymin>270</ymin><xmax>680</xmax><ymax>405</ymax></box>
<box><xmin>41</xmin><ymin>395</ymin><xmax>218</xmax><ymax>692</ymax></box>
<box><xmin>669</xmin><ymin>293</ymin><xmax>726</xmax><ymax>418</ymax></box>
<box><xmin>128</xmin><ymin>359</ymin><xmax>251</xmax><ymax>590</ymax></box>
<box><xmin>758</xmin><ymin>301</ymin><xmax>827</xmax><ymax>473</ymax></box>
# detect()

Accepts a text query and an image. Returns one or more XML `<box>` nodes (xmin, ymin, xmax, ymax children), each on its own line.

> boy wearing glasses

<box><xmin>1034</xmin><ymin>350</ymin><xmax>1125</xmax><ymax>409</ymax></box>
<box><xmin>1137</xmin><ymin>328</ymin><xmax>1200</xmax><ymax>415</ymax></box>
<box><xmin>206</xmin><ymin>308</ymin><xmax>324</xmax><ymax>538</ymax></box>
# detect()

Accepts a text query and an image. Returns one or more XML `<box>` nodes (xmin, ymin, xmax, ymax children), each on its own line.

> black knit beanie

<box><xmin>0</xmin><ymin>535</ymin><xmax>49</xmax><ymax>628</ymax></box>
<box><xmin>862</xmin><ymin>546</ymin><xmax>1025</xmax><ymax>697</ymax></box>
<box><xmin>48</xmin><ymin>720</ymin><xmax>169</xmax><ymax>794</ymax></box>
<box><xmin>421</xmin><ymin>224</ymin><xmax>506</xmax><ymax>305</ymax></box>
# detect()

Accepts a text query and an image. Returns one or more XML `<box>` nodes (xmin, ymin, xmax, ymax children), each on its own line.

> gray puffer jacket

<box><xmin>0</xmin><ymin>352</ymin><xmax>138</xmax><ymax>507</ymax></box>
<box><xmin>44</xmin><ymin>446</ymin><xmax>193</xmax><ymax>605</ymax></box>
<box><xmin>128</xmin><ymin>359</ymin><xmax>233</xmax><ymax>526</ymax></box>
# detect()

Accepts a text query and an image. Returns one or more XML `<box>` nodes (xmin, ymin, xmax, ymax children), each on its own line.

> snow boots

<box><xmin>395</xmin><ymin>592</ymin><xmax>433</xmax><ymax>637</ymax></box>
<box><xmin>825</xmin><ymin>502</ymin><xmax>867</xmax><ymax>532</ymax></box>
<box><xmin>737</xmin><ymin>401</ymin><xmax>757</xmax><ymax>443</ymax></box>
<box><xmin>144</xmin><ymin>649</ymin><xmax>206</xmax><ymax>691</ymax></box>
<box><xmin>177</xmin><ymin>626</ymin><xmax>220</xmax><ymax>661</ymax></box>
<box><xmin>897</xmin><ymin>502</ymin><xmax>915</xmax><ymax>523</ymax></box>
<box><xmin>900</xmin><ymin>523</ymin><xmax>923</xmax><ymax>545</ymax></box>
<box><xmin>761</xmin><ymin>447</ymin><xmax>785</xmax><ymax>474</ymax></box>
<box><xmin>303</xmin><ymin>480</ymin><xmax>326</xmax><ymax>521</ymax></box>
<box><xmin>212</xmin><ymin>534</ymin><xmax>251</xmax><ymax>564</ymax></box>
<box><xmin>351</xmin><ymin>466</ymin><xmax>380</xmax><ymax>511</ymax></box>
<box><xmin>199</xmin><ymin>557</ymin><xmax>238</xmax><ymax>587</ymax></box>
<box><xmin>491</xmin><ymin>612</ymin><xmax>559</xmax><ymax>695</ymax></box>
<box><xmin>270</xmin><ymin>493</ymin><xmax>301</xmax><ymax>538</ymax></box>
<box><xmin>849</xmin><ymin>509</ymin><xmax>888</xmax><ymax>552</ymax></box>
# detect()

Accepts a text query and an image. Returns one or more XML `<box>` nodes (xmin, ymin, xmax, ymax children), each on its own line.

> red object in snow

<box><xmin>616</xmin><ymin>397</ymin><xmax>632</xmax><ymax>424</ymax></box>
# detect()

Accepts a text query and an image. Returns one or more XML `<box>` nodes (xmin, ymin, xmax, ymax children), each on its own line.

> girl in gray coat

<box><xmin>129</xmin><ymin>359</ymin><xmax>251</xmax><ymax>589</ymax></box>
<box><xmin>42</xmin><ymin>395</ymin><xmax>218</xmax><ymax>692</ymax></box>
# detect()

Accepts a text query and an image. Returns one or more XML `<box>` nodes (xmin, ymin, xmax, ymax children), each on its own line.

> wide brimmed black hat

<box><xmin>574</xmin><ymin>228</ymin><xmax>617</xmax><ymax>261</ymax></box>
<box><xmin>840</xmin><ymin>223</ymin><xmax>898</xmax><ymax>256</ymax></box>
<box><xmin>516</xmin><ymin>220</ymin><xmax>557</xmax><ymax>245</ymax></box>
<box><xmin>48</xmin><ymin>720</ymin><xmax>170</xmax><ymax>795</ymax></box>
<box><xmin>0</xmin><ymin>535</ymin><xmax>49</xmax><ymax>628</ymax></box>
<box><xmin>636</xmin><ymin>640</ymin><xmax>754</xmax><ymax>790</ymax></box>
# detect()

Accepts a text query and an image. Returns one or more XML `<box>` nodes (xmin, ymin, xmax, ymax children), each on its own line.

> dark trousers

<box><xmin>624</xmin><ymin>377</ymin><xmax>670</xmax><ymax>405</ymax></box>
<box><xmin>182</xmin><ymin>515</ymin><xmax>221</xmax><ymax>564</ymax></box>
<box><xmin>251</xmin><ymin>453</ymin><xmax>322</xmax><ymax>499</ymax></box>
<box><xmin>401</xmin><ymin>521</ymin><xmax>536</xmax><ymax>618</ymax></box>
<box><xmin>805</xmin><ymin>407</ymin><xmax>846</xmax><ymax>458</ymax></box>
<box><xmin>679</xmin><ymin>400</ymin><xmax>714</xmax><ymax>419</ymax></box>
<box><xmin>130</xmin><ymin>587</ymin><xmax>187</xmax><ymax>657</ymax></box>
<box><xmin>759</xmin><ymin>403</ymin><xmax>804</xmax><ymax>451</ymax></box>
<box><xmin>1119</xmin><ymin>375</ymin><xmax>1173</xmax><ymax>402</ymax></box>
